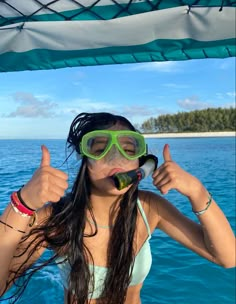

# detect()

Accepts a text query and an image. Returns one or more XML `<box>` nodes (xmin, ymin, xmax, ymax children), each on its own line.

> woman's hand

<box><xmin>152</xmin><ymin>144</ymin><xmax>204</xmax><ymax>198</ymax></box>
<box><xmin>20</xmin><ymin>145</ymin><xmax>69</xmax><ymax>210</ymax></box>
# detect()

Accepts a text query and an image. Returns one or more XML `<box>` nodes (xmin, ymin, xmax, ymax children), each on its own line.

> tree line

<box><xmin>140</xmin><ymin>107</ymin><xmax>235</xmax><ymax>133</ymax></box>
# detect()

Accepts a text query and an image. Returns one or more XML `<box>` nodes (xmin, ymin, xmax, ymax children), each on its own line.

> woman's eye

<box><xmin>91</xmin><ymin>145</ymin><xmax>106</xmax><ymax>155</ymax></box>
<box><xmin>93</xmin><ymin>148</ymin><xmax>105</xmax><ymax>155</ymax></box>
<box><xmin>124</xmin><ymin>149</ymin><xmax>135</xmax><ymax>155</ymax></box>
<box><xmin>89</xmin><ymin>137</ymin><xmax>108</xmax><ymax>155</ymax></box>
<box><xmin>122</xmin><ymin>144</ymin><xmax>136</xmax><ymax>155</ymax></box>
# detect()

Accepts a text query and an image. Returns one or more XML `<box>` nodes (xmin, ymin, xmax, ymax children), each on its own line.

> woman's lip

<box><xmin>109</xmin><ymin>168</ymin><xmax>124</xmax><ymax>176</ymax></box>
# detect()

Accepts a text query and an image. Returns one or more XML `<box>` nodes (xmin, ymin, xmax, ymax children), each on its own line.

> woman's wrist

<box><xmin>20</xmin><ymin>186</ymin><xmax>36</xmax><ymax>211</ymax></box>
<box><xmin>8</xmin><ymin>189</ymin><xmax>38</xmax><ymax>228</ymax></box>
<box><xmin>11</xmin><ymin>191</ymin><xmax>35</xmax><ymax>216</ymax></box>
<box><xmin>187</xmin><ymin>183</ymin><xmax>211</xmax><ymax>210</ymax></box>
<box><xmin>0</xmin><ymin>205</ymin><xmax>32</xmax><ymax>239</ymax></box>
<box><xmin>192</xmin><ymin>193</ymin><xmax>213</xmax><ymax>216</ymax></box>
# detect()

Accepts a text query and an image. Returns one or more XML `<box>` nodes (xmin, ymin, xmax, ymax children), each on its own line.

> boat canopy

<box><xmin>0</xmin><ymin>0</ymin><xmax>235</xmax><ymax>72</ymax></box>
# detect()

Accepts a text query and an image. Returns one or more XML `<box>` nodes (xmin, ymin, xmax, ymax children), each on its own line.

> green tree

<box><xmin>141</xmin><ymin>107</ymin><xmax>236</xmax><ymax>133</ymax></box>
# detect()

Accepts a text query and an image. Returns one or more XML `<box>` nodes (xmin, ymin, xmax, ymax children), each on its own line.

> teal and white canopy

<box><xmin>0</xmin><ymin>0</ymin><xmax>235</xmax><ymax>72</ymax></box>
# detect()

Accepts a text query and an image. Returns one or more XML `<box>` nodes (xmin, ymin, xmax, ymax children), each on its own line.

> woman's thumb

<box><xmin>40</xmin><ymin>145</ymin><xmax>51</xmax><ymax>167</ymax></box>
<box><xmin>163</xmin><ymin>144</ymin><xmax>172</xmax><ymax>162</ymax></box>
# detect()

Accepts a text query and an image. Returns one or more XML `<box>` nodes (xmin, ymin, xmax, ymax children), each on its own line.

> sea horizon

<box><xmin>0</xmin><ymin>131</ymin><xmax>235</xmax><ymax>140</ymax></box>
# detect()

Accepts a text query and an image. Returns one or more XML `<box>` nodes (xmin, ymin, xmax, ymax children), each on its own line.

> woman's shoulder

<box><xmin>138</xmin><ymin>189</ymin><xmax>163</xmax><ymax>208</ymax></box>
<box><xmin>137</xmin><ymin>190</ymin><xmax>163</xmax><ymax>231</ymax></box>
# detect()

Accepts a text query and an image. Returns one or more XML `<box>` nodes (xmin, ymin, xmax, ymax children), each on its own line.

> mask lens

<box><xmin>81</xmin><ymin>130</ymin><xmax>146</xmax><ymax>160</ymax></box>
<box><xmin>81</xmin><ymin>132</ymin><xmax>111</xmax><ymax>159</ymax></box>
<box><xmin>117</xmin><ymin>133</ymin><xmax>146</xmax><ymax>159</ymax></box>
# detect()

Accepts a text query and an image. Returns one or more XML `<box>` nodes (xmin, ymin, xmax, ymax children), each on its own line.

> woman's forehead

<box><xmin>106</xmin><ymin>122</ymin><xmax>131</xmax><ymax>131</ymax></box>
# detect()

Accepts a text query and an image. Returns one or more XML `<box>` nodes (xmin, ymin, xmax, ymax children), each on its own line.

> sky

<box><xmin>0</xmin><ymin>57</ymin><xmax>235</xmax><ymax>139</ymax></box>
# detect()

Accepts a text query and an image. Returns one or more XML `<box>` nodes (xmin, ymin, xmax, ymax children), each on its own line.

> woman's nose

<box><xmin>104</xmin><ymin>145</ymin><xmax>126</xmax><ymax>162</ymax></box>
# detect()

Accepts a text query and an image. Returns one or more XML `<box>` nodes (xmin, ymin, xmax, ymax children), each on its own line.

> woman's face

<box><xmin>86</xmin><ymin>123</ymin><xmax>139</xmax><ymax>196</ymax></box>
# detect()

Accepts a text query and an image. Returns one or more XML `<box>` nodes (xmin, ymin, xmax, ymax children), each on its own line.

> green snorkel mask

<box><xmin>80</xmin><ymin>130</ymin><xmax>147</xmax><ymax>160</ymax></box>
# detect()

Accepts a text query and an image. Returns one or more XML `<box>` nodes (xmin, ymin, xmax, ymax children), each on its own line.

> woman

<box><xmin>0</xmin><ymin>112</ymin><xmax>235</xmax><ymax>304</ymax></box>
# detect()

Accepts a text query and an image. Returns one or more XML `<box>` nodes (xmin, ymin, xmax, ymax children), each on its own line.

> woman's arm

<box><xmin>0</xmin><ymin>145</ymin><xmax>68</xmax><ymax>294</ymax></box>
<box><xmin>0</xmin><ymin>205</ymin><xmax>48</xmax><ymax>294</ymax></box>
<box><xmin>148</xmin><ymin>144</ymin><xmax>235</xmax><ymax>268</ymax></box>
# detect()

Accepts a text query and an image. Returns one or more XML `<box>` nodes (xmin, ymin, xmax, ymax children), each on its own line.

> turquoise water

<box><xmin>0</xmin><ymin>137</ymin><xmax>235</xmax><ymax>303</ymax></box>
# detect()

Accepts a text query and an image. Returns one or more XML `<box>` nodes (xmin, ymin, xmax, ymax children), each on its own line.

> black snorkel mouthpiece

<box><xmin>112</xmin><ymin>154</ymin><xmax>158</xmax><ymax>190</ymax></box>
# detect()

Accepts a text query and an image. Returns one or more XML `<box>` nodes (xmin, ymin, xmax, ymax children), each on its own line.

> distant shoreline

<box><xmin>143</xmin><ymin>131</ymin><xmax>235</xmax><ymax>138</ymax></box>
<box><xmin>0</xmin><ymin>131</ymin><xmax>235</xmax><ymax>140</ymax></box>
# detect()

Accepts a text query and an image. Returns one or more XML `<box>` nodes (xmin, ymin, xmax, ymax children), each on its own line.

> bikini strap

<box><xmin>137</xmin><ymin>198</ymin><xmax>151</xmax><ymax>237</ymax></box>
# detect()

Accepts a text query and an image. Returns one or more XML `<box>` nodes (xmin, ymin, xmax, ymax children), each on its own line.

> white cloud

<box><xmin>5</xmin><ymin>92</ymin><xmax>57</xmax><ymax>118</ymax></box>
<box><xmin>60</xmin><ymin>98</ymin><xmax>118</xmax><ymax>116</ymax></box>
<box><xmin>119</xmin><ymin>105</ymin><xmax>169</xmax><ymax>122</ymax></box>
<box><xmin>124</xmin><ymin>61</ymin><xmax>180</xmax><ymax>73</ymax></box>
<box><xmin>218</xmin><ymin>61</ymin><xmax>233</xmax><ymax>70</ymax></box>
<box><xmin>34</xmin><ymin>94</ymin><xmax>52</xmax><ymax>100</ymax></box>
<box><xmin>62</xmin><ymin>101</ymin><xmax>168</xmax><ymax>124</ymax></box>
<box><xmin>177</xmin><ymin>96</ymin><xmax>211</xmax><ymax>110</ymax></box>
<box><xmin>220</xmin><ymin>102</ymin><xmax>235</xmax><ymax>108</ymax></box>
<box><xmin>120</xmin><ymin>106</ymin><xmax>154</xmax><ymax>116</ymax></box>
<box><xmin>72</xmin><ymin>81</ymin><xmax>83</xmax><ymax>86</ymax></box>
<box><xmin>226</xmin><ymin>92</ymin><xmax>236</xmax><ymax>97</ymax></box>
<box><xmin>162</xmin><ymin>83</ymin><xmax>190</xmax><ymax>89</ymax></box>
<box><xmin>216</xmin><ymin>92</ymin><xmax>236</xmax><ymax>100</ymax></box>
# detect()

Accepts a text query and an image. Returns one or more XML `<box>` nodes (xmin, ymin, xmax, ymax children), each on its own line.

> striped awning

<box><xmin>0</xmin><ymin>0</ymin><xmax>235</xmax><ymax>72</ymax></box>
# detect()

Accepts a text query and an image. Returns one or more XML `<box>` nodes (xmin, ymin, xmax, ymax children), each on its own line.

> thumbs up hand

<box><xmin>152</xmin><ymin>144</ymin><xmax>202</xmax><ymax>197</ymax></box>
<box><xmin>20</xmin><ymin>145</ymin><xmax>69</xmax><ymax>210</ymax></box>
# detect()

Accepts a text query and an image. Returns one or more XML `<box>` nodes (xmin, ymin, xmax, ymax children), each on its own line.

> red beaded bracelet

<box><xmin>11</xmin><ymin>192</ymin><xmax>35</xmax><ymax>217</ymax></box>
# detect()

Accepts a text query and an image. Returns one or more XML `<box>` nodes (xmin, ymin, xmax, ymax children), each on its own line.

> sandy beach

<box><xmin>143</xmin><ymin>131</ymin><xmax>235</xmax><ymax>138</ymax></box>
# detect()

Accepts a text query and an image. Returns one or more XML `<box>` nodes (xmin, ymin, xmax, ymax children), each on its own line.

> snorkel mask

<box><xmin>80</xmin><ymin>129</ymin><xmax>158</xmax><ymax>190</ymax></box>
<box><xmin>80</xmin><ymin>130</ymin><xmax>147</xmax><ymax>160</ymax></box>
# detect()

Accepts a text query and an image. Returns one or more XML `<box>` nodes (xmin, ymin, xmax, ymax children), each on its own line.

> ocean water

<box><xmin>0</xmin><ymin>137</ymin><xmax>235</xmax><ymax>304</ymax></box>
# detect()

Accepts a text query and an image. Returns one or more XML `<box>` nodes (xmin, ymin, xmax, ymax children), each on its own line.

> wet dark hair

<box><xmin>2</xmin><ymin>112</ymin><xmax>140</xmax><ymax>304</ymax></box>
<box><xmin>67</xmin><ymin>112</ymin><xmax>137</xmax><ymax>155</ymax></box>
